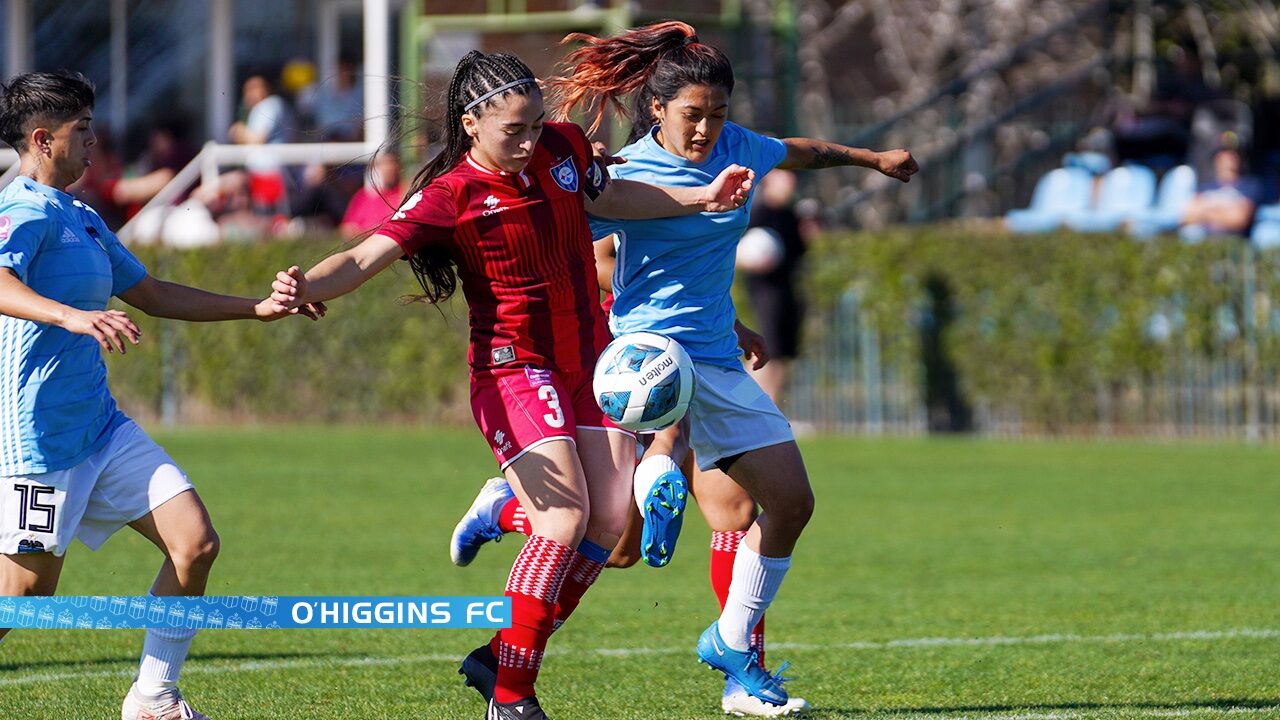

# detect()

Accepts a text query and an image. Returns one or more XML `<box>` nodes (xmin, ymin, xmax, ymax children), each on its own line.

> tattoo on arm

<box><xmin>808</xmin><ymin>144</ymin><xmax>854</xmax><ymax>169</ymax></box>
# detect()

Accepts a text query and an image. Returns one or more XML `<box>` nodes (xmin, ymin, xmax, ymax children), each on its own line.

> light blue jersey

<box><xmin>0</xmin><ymin>177</ymin><xmax>147</xmax><ymax>475</ymax></box>
<box><xmin>590</xmin><ymin>122</ymin><xmax>787</xmax><ymax>367</ymax></box>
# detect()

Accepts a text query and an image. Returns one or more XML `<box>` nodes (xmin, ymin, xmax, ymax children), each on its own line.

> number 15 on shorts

<box><xmin>3</xmin><ymin>479</ymin><xmax>63</xmax><ymax>552</ymax></box>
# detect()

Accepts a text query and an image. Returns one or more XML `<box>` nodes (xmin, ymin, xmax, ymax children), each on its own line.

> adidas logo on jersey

<box><xmin>481</xmin><ymin>194</ymin><xmax>510</xmax><ymax>217</ymax></box>
<box><xmin>61</xmin><ymin>227</ymin><xmax>79</xmax><ymax>244</ymax></box>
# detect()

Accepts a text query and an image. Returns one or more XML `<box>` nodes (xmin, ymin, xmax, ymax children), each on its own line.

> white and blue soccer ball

<box><xmin>593</xmin><ymin>332</ymin><xmax>694</xmax><ymax>432</ymax></box>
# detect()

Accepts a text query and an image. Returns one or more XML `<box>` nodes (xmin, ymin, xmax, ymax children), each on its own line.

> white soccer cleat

<box><xmin>450</xmin><ymin>476</ymin><xmax>515</xmax><ymax>566</ymax></box>
<box><xmin>722</xmin><ymin>677</ymin><xmax>810</xmax><ymax>717</ymax></box>
<box><xmin>121</xmin><ymin>684</ymin><xmax>210</xmax><ymax>720</ymax></box>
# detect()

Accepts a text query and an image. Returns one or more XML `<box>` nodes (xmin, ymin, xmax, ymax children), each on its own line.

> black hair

<box><xmin>0</xmin><ymin>71</ymin><xmax>96</xmax><ymax>152</ymax></box>
<box><xmin>402</xmin><ymin>51</ymin><xmax>538</xmax><ymax>305</ymax></box>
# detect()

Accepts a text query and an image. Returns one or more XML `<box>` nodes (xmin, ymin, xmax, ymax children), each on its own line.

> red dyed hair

<box><xmin>548</xmin><ymin>20</ymin><xmax>735</xmax><ymax>139</ymax></box>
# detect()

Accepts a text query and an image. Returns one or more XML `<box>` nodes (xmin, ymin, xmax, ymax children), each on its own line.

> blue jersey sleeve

<box><xmin>0</xmin><ymin>204</ymin><xmax>52</xmax><ymax>283</ymax></box>
<box><xmin>727</xmin><ymin>122</ymin><xmax>788</xmax><ymax>176</ymax></box>
<box><xmin>93</xmin><ymin>217</ymin><xmax>147</xmax><ymax>295</ymax></box>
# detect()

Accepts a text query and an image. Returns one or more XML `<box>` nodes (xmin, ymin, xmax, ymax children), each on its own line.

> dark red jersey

<box><xmin>379</xmin><ymin>122</ymin><xmax>612</xmax><ymax>373</ymax></box>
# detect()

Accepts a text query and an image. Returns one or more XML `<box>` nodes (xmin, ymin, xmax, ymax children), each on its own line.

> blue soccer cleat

<box><xmin>450</xmin><ymin>477</ymin><xmax>514</xmax><ymax>566</ymax></box>
<box><xmin>638</xmin><ymin>469</ymin><xmax>687</xmax><ymax>567</ymax></box>
<box><xmin>697</xmin><ymin>622</ymin><xmax>791</xmax><ymax>707</ymax></box>
<box><xmin>723</xmin><ymin>675</ymin><xmax>811</xmax><ymax>716</ymax></box>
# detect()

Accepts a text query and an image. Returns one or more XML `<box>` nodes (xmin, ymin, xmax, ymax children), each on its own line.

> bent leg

<box><xmin>0</xmin><ymin>552</ymin><xmax>65</xmax><ymax>641</ymax></box>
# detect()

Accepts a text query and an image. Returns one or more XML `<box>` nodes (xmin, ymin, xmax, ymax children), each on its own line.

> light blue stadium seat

<box><xmin>1004</xmin><ymin>167</ymin><xmax>1093</xmax><ymax>233</ymax></box>
<box><xmin>1128</xmin><ymin>165</ymin><xmax>1197</xmax><ymax>238</ymax></box>
<box><xmin>1252</xmin><ymin>204</ymin><xmax>1280</xmax><ymax>249</ymax></box>
<box><xmin>1066</xmin><ymin>164</ymin><xmax>1157</xmax><ymax>233</ymax></box>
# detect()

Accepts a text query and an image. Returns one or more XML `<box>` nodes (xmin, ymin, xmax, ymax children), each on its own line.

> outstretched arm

<box><xmin>587</xmin><ymin>164</ymin><xmax>755</xmax><ymax>219</ymax></box>
<box><xmin>117</xmin><ymin>273</ymin><xmax>321</xmax><ymax>322</ymax></box>
<box><xmin>271</xmin><ymin>233</ymin><xmax>403</xmax><ymax>309</ymax></box>
<box><xmin>779</xmin><ymin>138</ymin><xmax>918</xmax><ymax>182</ymax></box>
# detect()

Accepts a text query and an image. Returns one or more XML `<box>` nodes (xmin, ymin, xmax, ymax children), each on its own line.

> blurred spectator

<box><xmin>228</xmin><ymin>73</ymin><xmax>295</xmax><ymax>213</ymax></box>
<box><xmin>1180</xmin><ymin>138</ymin><xmax>1263</xmax><ymax>242</ymax></box>
<box><xmin>305</xmin><ymin>56</ymin><xmax>364</xmax><ymax>142</ymax></box>
<box><xmin>1114</xmin><ymin>45</ymin><xmax>1221</xmax><ymax>169</ymax></box>
<box><xmin>738</xmin><ymin>169</ymin><xmax>810</xmax><ymax>406</ymax></box>
<box><xmin>290</xmin><ymin>163</ymin><xmax>358</xmax><ymax>233</ymax></box>
<box><xmin>1251</xmin><ymin>81</ymin><xmax>1280</xmax><ymax>202</ymax></box>
<box><xmin>111</xmin><ymin>118</ymin><xmax>198</xmax><ymax>218</ymax></box>
<box><xmin>341</xmin><ymin>153</ymin><xmax>403</xmax><ymax>238</ymax></box>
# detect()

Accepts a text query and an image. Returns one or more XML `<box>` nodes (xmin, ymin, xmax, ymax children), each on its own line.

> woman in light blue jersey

<box><xmin>548</xmin><ymin>20</ymin><xmax>918</xmax><ymax>714</ymax></box>
<box><xmin>0</xmin><ymin>71</ymin><xmax>317</xmax><ymax>720</ymax></box>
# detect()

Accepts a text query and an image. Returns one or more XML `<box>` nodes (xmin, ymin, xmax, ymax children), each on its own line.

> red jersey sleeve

<box><xmin>375</xmin><ymin>180</ymin><xmax>457</xmax><ymax>257</ymax></box>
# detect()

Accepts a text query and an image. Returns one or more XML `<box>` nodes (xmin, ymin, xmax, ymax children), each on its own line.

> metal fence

<box><xmin>785</xmin><ymin>243</ymin><xmax>1280</xmax><ymax>440</ymax></box>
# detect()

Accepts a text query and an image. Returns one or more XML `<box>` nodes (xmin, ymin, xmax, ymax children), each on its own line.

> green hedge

<box><xmin>105</xmin><ymin>229</ymin><xmax>1277</xmax><ymax>428</ymax></box>
<box><xmin>107</xmin><ymin>238</ymin><xmax>471</xmax><ymax>424</ymax></box>
<box><xmin>804</xmin><ymin>225</ymin><xmax>1274</xmax><ymax>429</ymax></box>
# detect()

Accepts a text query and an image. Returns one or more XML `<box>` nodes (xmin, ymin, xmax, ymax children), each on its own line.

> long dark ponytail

<box><xmin>403</xmin><ymin>51</ymin><xmax>538</xmax><ymax>304</ymax></box>
<box><xmin>547</xmin><ymin>21</ymin><xmax>734</xmax><ymax>143</ymax></box>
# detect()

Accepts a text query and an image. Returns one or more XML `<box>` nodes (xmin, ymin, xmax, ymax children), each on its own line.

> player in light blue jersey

<box><xmin>547</xmin><ymin>21</ymin><xmax>918</xmax><ymax>715</ymax></box>
<box><xmin>0</xmin><ymin>71</ymin><xmax>315</xmax><ymax>720</ymax></box>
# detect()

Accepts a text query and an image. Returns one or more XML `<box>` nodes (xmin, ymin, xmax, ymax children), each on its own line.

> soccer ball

<box><xmin>593</xmin><ymin>332</ymin><xmax>695</xmax><ymax>432</ymax></box>
<box><xmin>735</xmin><ymin>226</ymin><xmax>784</xmax><ymax>274</ymax></box>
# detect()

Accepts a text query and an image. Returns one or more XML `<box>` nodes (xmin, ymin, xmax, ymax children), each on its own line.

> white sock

<box><xmin>632</xmin><ymin>454</ymin><xmax>682</xmax><ymax>513</ymax></box>
<box><xmin>718</xmin><ymin>542</ymin><xmax>790</xmax><ymax>652</ymax></box>
<box><xmin>136</xmin><ymin>617</ymin><xmax>197</xmax><ymax>697</ymax></box>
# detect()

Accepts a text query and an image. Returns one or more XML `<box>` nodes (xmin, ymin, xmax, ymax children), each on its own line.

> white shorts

<box><xmin>0</xmin><ymin>420</ymin><xmax>192</xmax><ymax>556</ymax></box>
<box><xmin>687</xmin><ymin>362</ymin><xmax>794</xmax><ymax>472</ymax></box>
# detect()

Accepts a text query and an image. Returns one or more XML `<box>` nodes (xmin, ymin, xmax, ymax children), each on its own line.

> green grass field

<box><xmin>1</xmin><ymin>428</ymin><xmax>1278</xmax><ymax>719</ymax></box>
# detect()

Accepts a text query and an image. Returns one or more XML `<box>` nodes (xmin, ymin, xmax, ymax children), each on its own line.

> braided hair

<box><xmin>404</xmin><ymin>51</ymin><xmax>539</xmax><ymax>304</ymax></box>
<box><xmin>546</xmin><ymin>21</ymin><xmax>734</xmax><ymax>143</ymax></box>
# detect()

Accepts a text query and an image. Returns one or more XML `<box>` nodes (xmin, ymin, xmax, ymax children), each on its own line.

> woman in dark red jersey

<box><xmin>270</xmin><ymin>51</ymin><xmax>751</xmax><ymax>720</ymax></box>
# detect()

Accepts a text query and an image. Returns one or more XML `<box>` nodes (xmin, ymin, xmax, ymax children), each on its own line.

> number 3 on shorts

<box><xmin>538</xmin><ymin>385</ymin><xmax>565</xmax><ymax>428</ymax></box>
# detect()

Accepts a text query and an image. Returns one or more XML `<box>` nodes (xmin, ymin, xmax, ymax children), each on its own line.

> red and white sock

<box><xmin>552</xmin><ymin>539</ymin><xmax>610</xmax><ymax>632</ymax></box>
<box><xmin>493</xmin><ymin>534</ymin><xmax>574</xmax><ymax>703</ymax></box>
<box><xmin>710</xmin><ymin>530</ymin><xmax>767</xmax><ymax>666</ymax></box>
<box><xmin>498</xmin><ymin>497</ymin><xmax>531</xmax><ymax>536</ymax></box>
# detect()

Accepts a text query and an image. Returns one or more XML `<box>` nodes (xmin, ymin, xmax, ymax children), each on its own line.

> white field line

<box><xmin>1</xmin><ymin>626</ymin><xmax>1277</xmax><ymax>689</ymax></box>
<box><xmin>904</xmin><ymin>707</ymin><xmax>1280</xmax><ymax>720</ymax></box>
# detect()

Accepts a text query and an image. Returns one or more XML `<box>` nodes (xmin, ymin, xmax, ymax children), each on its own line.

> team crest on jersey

<box><xmin>550</xmin><ymin>158</ymin><xmax>579</xmax><ymax>193</ymax></box>
<box><xmin>584</xmin><ymin>158</ymin><xmax>607</xmax><ymax>199</ymax></box>
<box><xmin>0</xmin><ymin>216</ymin><xmax>11</xmax><ymax>242</ymax></box>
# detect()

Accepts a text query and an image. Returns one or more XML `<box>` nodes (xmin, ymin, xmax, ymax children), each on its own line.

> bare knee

<box><xmin>529</xmin><ymin>511</ymin><xmax>589</xmax><ymax>548</ymax></box>
<box><xmin>703</xmin><ymin>493</ymin><xmax>758</xmax><ymax>532</ymax></box>
<box><xmin>1</xmin><ymin>551</ymin><xmax>65</xmax><ymax>596</ymax></box>
<box><xmin>762</xmin><ymin>486</ymin><xmax>814</xmax><ymax>535</ymax></box>
<box><xmin>169</xmin><ymin>529</ymin><xmax>220</xmax><ymax>574</ymax></box>
<box><xmin>778</xmin><ymin>487</ymin><xmax>815</xmax><ymax>531</ymax></box>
